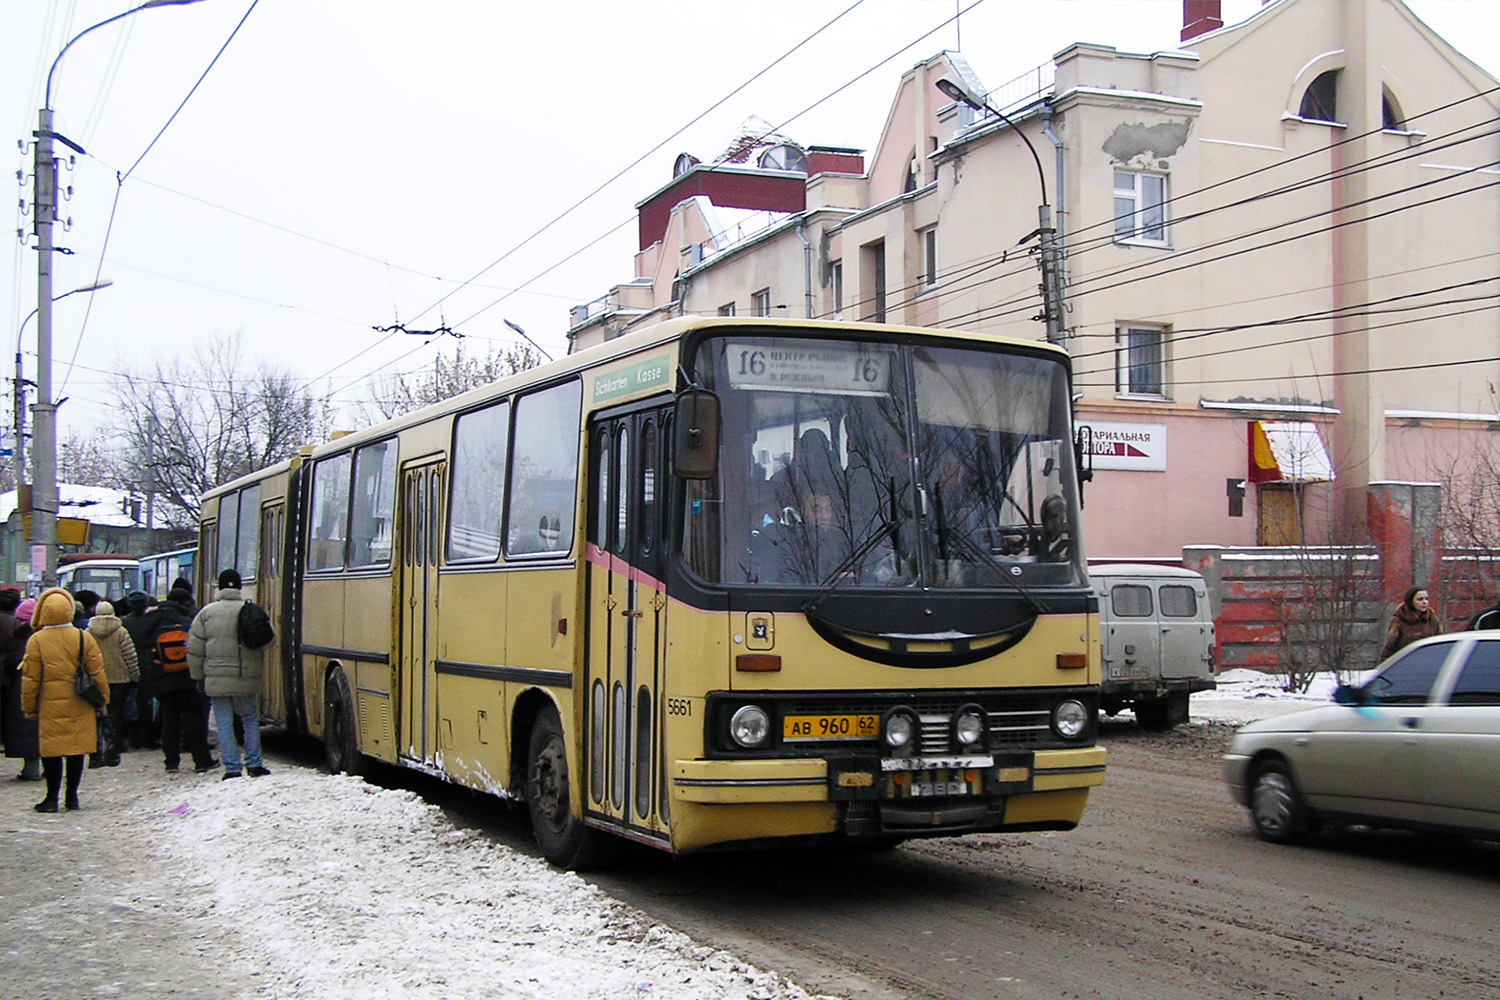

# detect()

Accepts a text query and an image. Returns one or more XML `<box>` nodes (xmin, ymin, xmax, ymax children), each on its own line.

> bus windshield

<box><xmin>685</xmin><ymin>334</ymin><xmax>1083</xmax><ymax>589</ymax></box>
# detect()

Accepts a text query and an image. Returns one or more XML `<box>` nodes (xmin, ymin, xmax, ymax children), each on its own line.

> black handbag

<box><xmin>73</xmin><ymin>631</ymin><xmax>105</xmax><ymax>710</ymax></box>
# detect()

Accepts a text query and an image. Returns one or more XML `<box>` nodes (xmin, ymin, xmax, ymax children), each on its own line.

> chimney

<box><xmin>1181</xmin><ymin>0</ymin><xmax>1222</xmax><ymax>42</ymax></box>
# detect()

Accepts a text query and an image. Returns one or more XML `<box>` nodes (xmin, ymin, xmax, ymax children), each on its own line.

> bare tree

<box><xmin>1262</xmin><ymin>475</ymin><xmax>1386</xmax><ymax>691</ymax></box>
<box><xmin>364</xmin><ymin>341</ymin><xmax>544</xmax><ymax>421</ymax></box>
<box><xmin>58</xmin><ymin>431</ymin><xmax>125</xmax><ymax>490</ymax></box>
<box><xmin>108</xmin><ymin>332</ymin><xmax>334</xmax><ymax>526</ymax></box>
<box><xmin>1425</xmin><ymin>438</ymin><xmax>1500</xmax><ymax>623</ymax></box>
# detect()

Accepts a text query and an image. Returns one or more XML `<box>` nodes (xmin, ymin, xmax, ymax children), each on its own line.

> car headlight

<box><xmin>1052</xmin><ymin>699</ymin><xmax>1088</xmax><ymax>739</ymax></box>
<box><xmin>951</xmin><ymin>704</ymin><xmax>987</xmax><ymax>750</ymax></box>
<box><xmin>882</xmin><ymin>707</ymin><xmax>920</xmax><ymax>751</ymax></box>
<box><xmin>729</xmin><ymin>705</ymin><xmax>772</xmax><ymax>749</ymax></box>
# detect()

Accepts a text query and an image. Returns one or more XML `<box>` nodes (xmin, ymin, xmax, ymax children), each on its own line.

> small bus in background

<box><xmin>56</xmin><ymin>554</ymin><xmax>141</xmax><ymax>604</ymax></box>
<box><xmin>139</xmin><ymin>546</ymin><xmax>197</xmax><ymax>599</ymax></box>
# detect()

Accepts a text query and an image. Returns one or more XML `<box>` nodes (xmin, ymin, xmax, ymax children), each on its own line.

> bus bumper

<box><xmin>670</xmin><ymin>746</ymin><xmax>1106</xmax><ymax>847</ymax></box>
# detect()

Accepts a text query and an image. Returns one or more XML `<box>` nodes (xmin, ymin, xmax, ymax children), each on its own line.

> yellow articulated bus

<box><xmin>199</xmin><ymin>317</ymin><xmax>1105</xmax><ymax>868</ymax></box>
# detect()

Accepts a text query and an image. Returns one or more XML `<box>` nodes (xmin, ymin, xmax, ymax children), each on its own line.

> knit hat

<box><xmin>96</xmin><ymin>600</ymin><xmax>114</xmax><ymax>616</ymax></box>
<box><xmin>217</xmin><ymin>568</ymin><xmax>242</xmax><ymax>590</ymax></box>
<box><xmin>126</xmin><ymin>590</ymin><xmax>148</xmax><ymax>610</ymax></box>
<box><xmin>15</xmin><ymin>598</ymin><xmax>36</xmax><ymax>623</ymax></box>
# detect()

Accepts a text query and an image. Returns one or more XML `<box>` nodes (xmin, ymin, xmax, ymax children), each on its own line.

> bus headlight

<box><xmin>729</xmin><ymin>705</ymin><xmax>772</xmax><ymax>749</ymax></box>
<box><xmin>1052</xmin><ymin>699</ymin><xmax>1089</xmax><ymax>739</ymax></box>
<box><xmin>882</xmin><ymin>707</ymin><xmax>919</xmax><ymax>751</ymax></box>
<box><xmin>951</xmin><ymin>704</ymin><xmax>987</xmax><ymax>750</ymax></box>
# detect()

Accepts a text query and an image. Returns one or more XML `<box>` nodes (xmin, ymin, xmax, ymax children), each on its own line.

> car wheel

<box><xmin>1249</xmin><ymin>759</ymin><xmax>1307</xmax><ymax>844</ymax></box>
<box><xmin>526</xmin><ymin>704</ymin><xmax>615</xmax><ymax>870</ymax></box>
<box><xmin>324</xmin><ymin>669</ymin><xmax>366</xmax><ymax>777</ymax></box>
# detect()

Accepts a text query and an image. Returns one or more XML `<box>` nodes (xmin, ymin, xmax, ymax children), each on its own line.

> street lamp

<box><xmin>935</xmin><ymin>76</ymin><xmax>1066</xmax><ymax>347</ymax></box>
<box><xmin>14</xmin><ymin>279</ymin><xmax>113</xmax><ymax>489</ymax></box>
<box><xmin>502</xmin><ymin>318</ymin><xmax>554</xmax><ymax>362</ymax></box>
<box><xmin>30</xmin><ymin>0</ymin><xmax>202</xmax><ymax>587</ymax></box>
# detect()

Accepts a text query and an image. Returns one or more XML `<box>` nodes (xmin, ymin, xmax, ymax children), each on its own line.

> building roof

<box><xmin>0</xmin><ymin>485</ymin><xmax>145</xmax><ymax>528</ymax></box>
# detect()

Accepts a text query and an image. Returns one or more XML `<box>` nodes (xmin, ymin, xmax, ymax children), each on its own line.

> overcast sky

<box><xmin>3</xmin><ymin>0</ymin><xmax>1496</xmax><ymax>440</ymax></box>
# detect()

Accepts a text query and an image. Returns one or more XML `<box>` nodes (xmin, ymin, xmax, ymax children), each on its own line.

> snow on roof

<box><xmin>0</xmin><ymin>484</ymin><xmax>145</xmax><ymax>528</ymax></box>
<box><xmin>691</xmin><ymin>197</ymin><xmax>796</xmax><ymax>261</ymax></box>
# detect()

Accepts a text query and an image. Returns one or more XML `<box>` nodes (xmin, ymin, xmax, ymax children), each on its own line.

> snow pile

<box><xmin>1192</xmin><ymin>667</ymin><xmax>1368</xmax><ymax>723</ymax></box>
<box><xmin>140</xmin><ymin>773</ymin><xmax>834</xmax><ymax>1000</ymax></box>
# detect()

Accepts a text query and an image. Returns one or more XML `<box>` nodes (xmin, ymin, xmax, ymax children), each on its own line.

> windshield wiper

<box><xmin>801</xmin><ymin>516</ymin><xmax>899</xmax><ymax>614</ymax></box>
<box><xmin>932</xmin><ymin>507</ymin><xmax>1048</xmax><ymax>616</ymax></box>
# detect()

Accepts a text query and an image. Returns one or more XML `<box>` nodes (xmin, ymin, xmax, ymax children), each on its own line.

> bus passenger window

<box><xmin>448</xmin><ymin>401</ymin><xmax>509</xmax><ymax>562</ymax></box>
<box><xmin>308</xmin><ymin>453</ymin><xmax>352</xmax><ymax>571</ymax></box>
<box><xmin>506</xmin><ymin>380</ymin><xmax>581</xmax><ymax>559</ymax></box>
<box><xmin>349</xmin><ymin>440</ymin><xmax>397</xmax><ymax>568</ymax></box>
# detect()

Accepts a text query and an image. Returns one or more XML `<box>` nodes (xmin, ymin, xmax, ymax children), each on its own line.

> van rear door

<box><xmin>1103</xmin><ymin>581</ymin><xmax>1161</xmax><ymax>683</ymax></box>
<box><xmin>1158</xmin><ymin>580</ymin><xmax>1212</xmax><ymax>681</ymax></box>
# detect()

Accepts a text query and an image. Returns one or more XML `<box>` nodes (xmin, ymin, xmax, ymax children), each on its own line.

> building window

<box><xmin>921</xmin><ymin>227</ymin><xmax>938</xmax><ymax>289</ymax></box>
<box><xmin>1299</xmin><ymin>69</ymin><xmax>1339</xmax><ymax>123</ymax></box>
<box><xmin>1114</xmin><ymin>172</ymin><xmax>1167</xmax><ymax>245</ymax></box>
<box><xmin>718</xmin><ymin>302</ymin><xmax>735</xmax><ymax>317</ymax></box>
<box><xmin>1116</xmin><ymin>323</ymin><xmax>1168</xmax><ymax>398</ymax></box>
<box><xmin>1382</xmin><ymin>88</ymin><xmax>1404</xmax><ymax>130</ymax></box>
<box><xmin>751</xmin><ymin>288</ymin><xmax>771</xmax><ymax>317</ymax></box>
<box><xmin>830</xmin><ymin>261</ymin><xmax>843</xmax><ymax>319</ymax></box>
<box><xmin>862</xmin><ymin>240</ymin><xmax>886</xmax><ymax>323</ymax></box>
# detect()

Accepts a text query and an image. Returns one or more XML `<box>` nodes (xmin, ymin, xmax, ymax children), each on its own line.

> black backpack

<box><xmin>237</xmin><ymin>600</ymin><xmax>276</xmax><ymax>650</ymax></box>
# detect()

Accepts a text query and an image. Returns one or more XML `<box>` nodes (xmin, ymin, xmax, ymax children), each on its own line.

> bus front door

<box><xmin>586</xmin><ymin>409</ymin><xmax>669</xmax><ymax>843</ymax></box>
<box><xmin>399</xmin><ymin>460</ymin><xmax>445</xmax><ymax>766</ymax></box>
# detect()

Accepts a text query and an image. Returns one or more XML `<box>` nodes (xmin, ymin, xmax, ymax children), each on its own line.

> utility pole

<box><xmin>31</xmin><ymin>104</ymin><xmax>62</xmax><ymax>588</ymax></box>
<box><xmin>31</xmin><ymin>0</ymin><xmax>203</xmax><ymax>588</ymax></box>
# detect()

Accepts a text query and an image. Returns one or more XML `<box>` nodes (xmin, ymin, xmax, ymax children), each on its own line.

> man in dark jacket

<box><xmin>147</xmin><ymin>589</ymin><xmax>217</xmax><ymax>774</ymax></box>
<box><xmin>121</xmin><ymin>591</ymin><xmax>161</xmax><ymax>749</ymax></box>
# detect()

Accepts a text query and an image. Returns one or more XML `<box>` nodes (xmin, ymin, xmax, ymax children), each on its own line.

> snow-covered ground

<box><xmin>1192</xmin><ymin>667</ymin><xmax>1362</xmax><ymax>723</ymax></box>
<box><xmin>139</xmin><ymin>770</ymin><xmax>831</xmax><ymax>1000</ymax></box>
<box><xmin>123</xmin><ymin>671</ymin><xmax>1338</xmax><ymax>1000</ymax></box>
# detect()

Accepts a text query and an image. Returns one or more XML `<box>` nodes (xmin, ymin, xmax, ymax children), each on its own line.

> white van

<box><xmin>1091</xmin><ymin>564</ymin><xmax>1217</xmax><ymax>728</ymax></box>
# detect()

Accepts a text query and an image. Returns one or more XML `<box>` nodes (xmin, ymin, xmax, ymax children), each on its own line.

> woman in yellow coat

<box><xmin>20</xmin><ymin>588</ymin><xmax>108</xmax><ymax>813</ymax></box>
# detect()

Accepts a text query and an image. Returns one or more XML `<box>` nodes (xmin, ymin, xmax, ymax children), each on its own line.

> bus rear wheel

<box><xmin>526</xmin><ymin>705</ymin><xmax>614</xmax><ymax>870</ymax></box>
<box><xmin>324</xmin><ymin>669</ymin><xmax>366</xmax><ymax>777</ymax></box>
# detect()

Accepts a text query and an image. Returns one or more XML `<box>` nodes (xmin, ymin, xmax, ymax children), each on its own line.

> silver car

<box><xmin>1223</xmin><ymin>633</ymin><xmax>1500</xmax><ymax>843</ymax></box>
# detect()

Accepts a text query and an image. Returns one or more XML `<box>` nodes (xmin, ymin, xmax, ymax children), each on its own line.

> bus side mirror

<box><xmin>673</xmin><ymin>386</ymin><xmax>720</xmax><ymax>479</ymax></box>
<box><xmin>1074</xmin><ymin>425</ymin><xmax>1094</xmax><ymax>507</ymax></box>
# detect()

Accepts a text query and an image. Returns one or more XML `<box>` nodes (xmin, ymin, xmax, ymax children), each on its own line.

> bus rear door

<box><xmin>399</xmin><ymin>460</ymin><xmax>445</xmax><ymax>765</ymax></box>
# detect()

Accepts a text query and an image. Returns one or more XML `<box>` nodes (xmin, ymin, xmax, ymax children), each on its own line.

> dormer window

<box><xmin>757</xmin><ymin>143</ymin><xmax>807</xmax><ymax>173</ymax></box>
<box><xmin>1299</xmin><ymin>70</ymin><xmax>1339</xmax><ymax>123</ymax></box>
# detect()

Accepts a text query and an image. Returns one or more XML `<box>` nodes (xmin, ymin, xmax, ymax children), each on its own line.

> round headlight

<box><xmin>883</xmin><ymin>708</ymin><xmax>919</xmax><ymax>750</ymax></box>
<box><xmin>1052</xmin><ymin>699</ymin><xmax>1089</xmax><ymax>739</ymax></box>
<box><xmin>729</xmin><ymin>705</ymin><xmax>771</xmax><ymax>748</ymax></box>
<box><xmin>952</xmin><ymin>705</ymin><xmax>986</xmax><ymax>748</ymax></box>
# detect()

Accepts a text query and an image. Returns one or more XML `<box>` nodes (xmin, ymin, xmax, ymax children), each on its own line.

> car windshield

<box><xmin>681</xmin><ymin>333</ymin><xmax>1083</xmax><ymax>589</ymax></box>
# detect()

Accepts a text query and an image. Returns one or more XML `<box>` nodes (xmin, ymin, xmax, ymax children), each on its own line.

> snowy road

<box><xmin>1</xmin><ymin>754</ymin><xmax>829</xmax><ymax>1000</ymax></box>
<box><xmin>7</xmin><ymin>671</ymin><xmax>1493</xmax><ymax>1000</ymax></box>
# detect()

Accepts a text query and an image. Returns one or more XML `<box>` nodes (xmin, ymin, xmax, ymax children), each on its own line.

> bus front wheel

<box><xmin>324</xmin><ymin>670</ymin><xmax>366</xmax><ymax>776</ymax></box>
<box><xmin>526</xmin><ymin>705</ymin><xmax>614</xmax><ymax>870</ymax></box>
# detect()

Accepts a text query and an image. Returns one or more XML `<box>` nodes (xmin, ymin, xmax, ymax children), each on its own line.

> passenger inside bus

<box><xmin>749</xmin><ymin>427</ymin><xmax>892</xmax><ymax>586</ymax></box>
<box><xmin>1040</xmin><ymin>494</ymin><xmax>1072</xmax><ymax>562</ymax></box>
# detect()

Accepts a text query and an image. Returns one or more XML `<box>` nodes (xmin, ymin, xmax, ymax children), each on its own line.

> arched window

<box><xmin>1382</xmin><ymin>88</ymin><xmax>1405</xmax><ymax>130</ymax></box>
<box><xmin>757</xmin><ymin>143</ymin><xmax>807</xmax><ymax>173</ymax></box>
<box><xmin>1299</xmin><ymin>69</ymin><xmax>1339</xmax><ymax>123</ymax></box>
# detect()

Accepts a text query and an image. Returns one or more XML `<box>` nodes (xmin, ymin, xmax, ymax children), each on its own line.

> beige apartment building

<box><xmin>568</xmin><ymin>0</ymin><xmax>1500</xmax><ymax>563</ymax></box>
